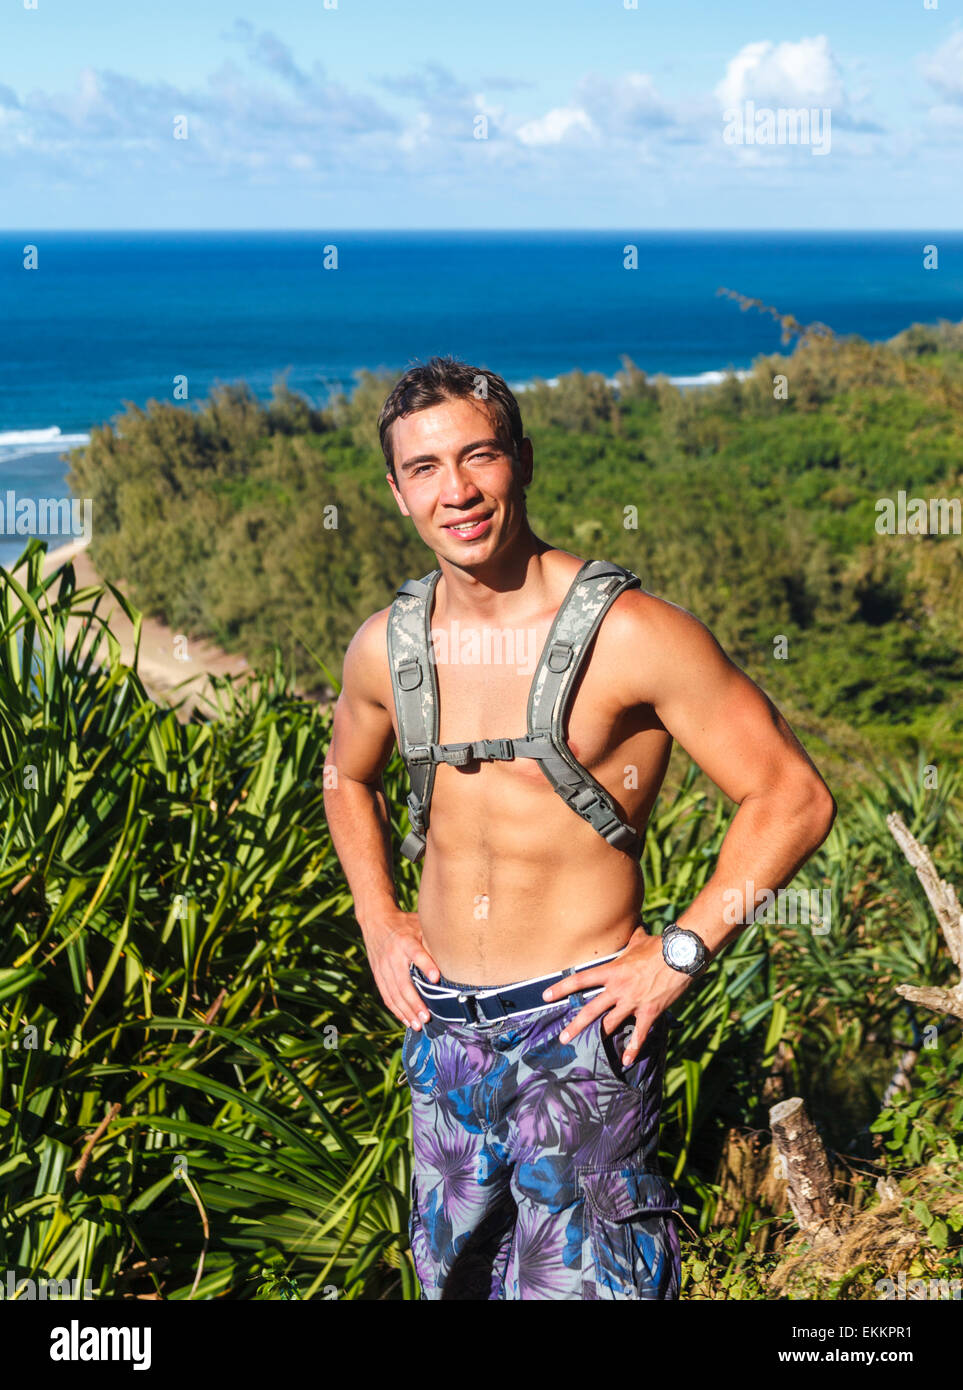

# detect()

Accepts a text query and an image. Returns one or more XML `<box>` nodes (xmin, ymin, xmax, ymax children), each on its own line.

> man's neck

<box><xmin>434</xmin><ymin>530</ymin><xmax>561</xmax><ymax>625</ymax></box>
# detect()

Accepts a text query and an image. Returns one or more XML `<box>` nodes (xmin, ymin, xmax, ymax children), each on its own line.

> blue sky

<box><xmin>2</xmin><ymin>0</ymin><xmax>961</xmax><ymax>228</ymax></box>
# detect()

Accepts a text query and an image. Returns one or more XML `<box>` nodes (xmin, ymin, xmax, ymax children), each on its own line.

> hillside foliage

<box><xmin>66</xmin><ymin>315</ymin><xmax>963</xmax><ymax>790</ymax></box>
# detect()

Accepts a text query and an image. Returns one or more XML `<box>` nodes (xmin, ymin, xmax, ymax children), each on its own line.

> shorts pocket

<box><xmin>579</xmin><ymin>1165</ymin><xmax>681</xmax><ymax>1301</ymax></box>
<box><xmin>401</xmin><ymin>1020</ymin><xmax>439</xmax><ymax>1097</ymax></box>
<box><xmin>592</xmin><ymin>1010</ymin><xmax>668</xmax><ymax>1091</ymax></box>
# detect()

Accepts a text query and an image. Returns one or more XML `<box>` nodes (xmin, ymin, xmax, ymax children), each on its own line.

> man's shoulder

<box><xmin>601</xmin><ymin>584</ymin><xmax>725</xmax><ymax>704</ymax></box>
<box><xmin>545</xmin><ymin>551</ymin><xmax>710</xmax><ymax>659</ymax></box>
<box><xmin>344</xmin><ymin>606</ymin><xmax>394</xmax><ymax>709</ymax></box>
<box><xmin>605</xmin><ymin>583</ymin><xmax>696</xmax><ymax>632</ymax></box>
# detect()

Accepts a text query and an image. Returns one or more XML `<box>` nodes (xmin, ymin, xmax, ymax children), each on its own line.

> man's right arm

<box><xmin>322</xmin><ymin>611</ymin><xmax>440</xmax><ymax>1029</ymax></box>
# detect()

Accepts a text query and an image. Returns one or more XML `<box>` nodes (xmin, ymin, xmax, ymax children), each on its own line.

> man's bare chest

<box><xmin>382</xmin><ymin>606</ymin><xmax>655</xmax><ymax>782</ymax></box>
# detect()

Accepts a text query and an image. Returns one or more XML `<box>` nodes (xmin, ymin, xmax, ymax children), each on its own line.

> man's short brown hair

<box><xmin>378</xmin><ymin>355</ymin><xmax>524</xmax><ymax>483</ymax></box>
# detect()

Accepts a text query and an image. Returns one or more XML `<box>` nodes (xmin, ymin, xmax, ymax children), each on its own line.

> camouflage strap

<box><xmin>524</xmin><ymin>559</ymin><xmax>642</xmax><ymax>854</ymax></box>
<box><xmin>386</xmin><ymin>559</ymin><xmax>643</xmax><ymax>861</ymax></box>
<box><xmin>386</xmin><ymin>570</ymin><xmax>444</xmax><ymax>861</ymax></box>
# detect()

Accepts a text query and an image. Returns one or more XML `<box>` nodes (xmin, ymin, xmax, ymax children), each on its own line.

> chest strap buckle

<box><xmin>407</xmin><ymin>739</ymin><xmax>516</xmax><ymax>766</ymax></box>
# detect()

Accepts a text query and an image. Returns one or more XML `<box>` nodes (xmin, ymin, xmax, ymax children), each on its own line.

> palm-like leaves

<box><xmin>2</xmin><ymin>539</ymin><xmax>960</xmax><ymax>1297</ymax></box>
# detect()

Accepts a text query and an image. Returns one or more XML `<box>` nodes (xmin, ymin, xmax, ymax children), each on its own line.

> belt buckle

<box><xmin>456</xmin><ymin>991</ymin><xmax>480</xmax><ymax>1024</ymax></box>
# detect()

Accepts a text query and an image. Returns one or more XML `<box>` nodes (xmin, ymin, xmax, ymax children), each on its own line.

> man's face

<box><xmin>385</xmin><ymin>395</ymin><xmax>532</xmax><ymax>566</ymax></box>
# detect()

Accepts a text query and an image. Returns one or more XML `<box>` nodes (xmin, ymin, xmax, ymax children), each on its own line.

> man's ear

<box><xmin>517</xmin><ymin>437</ymin><xmax>534</xmax><ymax>488</ymax></box>
<box><xmin>386</xmin><ymin>471</ymin><xmax>410</xmax><ymax>517</ymax></box>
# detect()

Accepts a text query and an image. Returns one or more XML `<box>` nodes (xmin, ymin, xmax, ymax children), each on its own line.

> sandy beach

<box><xmin>9</xmin><ymin>537</ymin><xmax>257</xmax><ymax>721</ymax></box>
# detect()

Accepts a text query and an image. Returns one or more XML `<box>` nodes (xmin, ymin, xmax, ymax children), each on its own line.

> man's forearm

<box><xmin>323</xmin><ymin>771</ymin><xmax>400</xmax><ymax>934</ymax></box>
<box><xmin>674</xmin><ymin>778</ymin><xmax>836</xmax><ymax>960</ymax></box>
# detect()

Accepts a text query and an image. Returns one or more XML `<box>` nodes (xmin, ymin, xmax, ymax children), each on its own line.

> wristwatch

<box><xmin>661</xmin><ymin>922</ymin><xmax>709</xmax><ymax>976</ymax></box>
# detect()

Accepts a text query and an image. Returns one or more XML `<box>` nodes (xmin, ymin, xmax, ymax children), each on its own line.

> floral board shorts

<box><xmin>401</xmin><ymin>962</ymin><xmax>682</xmax><ymax>1301</ymax></box>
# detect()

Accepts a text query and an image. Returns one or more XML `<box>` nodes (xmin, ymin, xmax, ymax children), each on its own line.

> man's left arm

<box><xmin>544</xmin><ymin>591</ymin><xmax>837</xmax><ymax>1064</ymax></box>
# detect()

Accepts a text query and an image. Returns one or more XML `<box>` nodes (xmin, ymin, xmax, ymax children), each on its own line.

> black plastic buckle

<box><xmin>564</xmin><ymin>787</ymin><xmax>635</xmax><ymax>845</ymax></box>
<box><xmin>560</xmin><ymin>783</ymin><xmax>596</xmax><ymax>809</ymax></box>
<box><xmin>483</xmin><ymin>739</ymin><xmax>515</xmax><ymax>761</ymax></box>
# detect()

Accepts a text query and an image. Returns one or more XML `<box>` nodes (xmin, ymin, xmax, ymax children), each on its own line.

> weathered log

<box><xmin>769</xmin><ymin>1096</ymin><xmax>845</xmax><ymax>1235</ymax></box>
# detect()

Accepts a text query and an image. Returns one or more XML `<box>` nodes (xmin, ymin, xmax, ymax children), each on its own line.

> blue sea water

<box><xmin>2</xmin><ymin>229</ymin><xmax>961</xmax><ymax>569</ymax></box>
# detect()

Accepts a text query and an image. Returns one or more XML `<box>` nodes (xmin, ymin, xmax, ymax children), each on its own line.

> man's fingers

<box><xmin>621</xmin><ymin>1015</ymin><xmax>656</xmax><ymax>1066</ymax></box>
<box><xmin>411</xmin><ymin>949</ymin><xmax>441</xmax><ymax>983</ymax></box>
<box><xmin>378</xmin><ymin>969</ymin><xmax>420</xmax><ymax>1028</ymax></box>
<box><xmin>541</xmin><ymin>968</ymin><xmax>608</xmax><ymax>1003</ymax></box>
<box><xmin>392</xmin><ymin>966</ymin><xmax>430</xmax><ymax>1028</ymax></box>
<box><xmin>403</xmin><ymin>990</ymin><xmax>431</xmax><ymax>1027</ymax></box>
<box><xmin>381</xmin><ymin>985</ymin><xmax>411</xmax><ymax>1028</ymax></box>
<box><xmin>557</xmin><ymin>993</ymin><xmax>625</xmax><ymax>1044</ymax></box>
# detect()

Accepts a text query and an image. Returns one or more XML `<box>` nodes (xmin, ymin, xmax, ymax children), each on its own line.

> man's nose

<box><xmin>438</xmin><ymin>463</ymin><xmax>484</xmax><ymax>502</ymax></box>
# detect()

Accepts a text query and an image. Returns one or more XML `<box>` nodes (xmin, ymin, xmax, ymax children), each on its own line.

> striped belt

<box><xmin>411</xmin><ymin>948</ymin><xmax>625</xmax><ymax>1025</ymax></box>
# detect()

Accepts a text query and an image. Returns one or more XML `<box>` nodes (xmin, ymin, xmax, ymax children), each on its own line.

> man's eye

<box><xmin>470</xmin><ymin>453</ymin><xmax>495</xmax><ymax>461</ymax></box>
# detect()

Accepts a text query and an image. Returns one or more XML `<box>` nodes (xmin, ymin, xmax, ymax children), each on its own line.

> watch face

<box><xmin>666</xmin><ymin>934</ymin><xmax>697</xmax><ymax>967</ymax></box>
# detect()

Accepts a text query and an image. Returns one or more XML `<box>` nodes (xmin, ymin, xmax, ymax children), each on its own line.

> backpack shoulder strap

<box><xmin>523</xmin><ymin>558</ymin><xmax>643</xmax><ymax>854</ymax></box>
<box><xmin>387</xmin><ymin>568</ymin><xmax>442</xmax><ymax>861</ymax></box>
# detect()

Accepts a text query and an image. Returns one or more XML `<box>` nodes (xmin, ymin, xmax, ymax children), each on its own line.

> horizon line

<box><xmin>2</xmin><ymin>227</ymin><xmax>961</xmax><ymax>236</ymax></box>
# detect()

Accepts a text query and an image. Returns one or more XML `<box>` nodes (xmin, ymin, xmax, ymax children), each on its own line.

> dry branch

<box><xmin>887</xmin><ymin>812</ymin><xmax>963</xmax><ymax>1022</ymax></box>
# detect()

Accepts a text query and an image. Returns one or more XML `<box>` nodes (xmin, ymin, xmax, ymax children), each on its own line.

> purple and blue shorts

<box><xmin>401</xmin><ymin>957</ymin><xmax>682</xmax><ymax>1300</ymax></box>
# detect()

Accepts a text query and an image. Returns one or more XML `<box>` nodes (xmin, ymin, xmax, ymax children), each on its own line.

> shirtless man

<box><xmin>322</xmin><ymin>355</ymin><xmax>836</xmax><ymax>1301</ymax></box>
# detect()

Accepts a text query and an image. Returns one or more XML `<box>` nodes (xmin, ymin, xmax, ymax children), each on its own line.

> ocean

<box><xmin>2</xmin><ymin>230</ymin><xmax>961</xmax><ymax>569</ymax></box>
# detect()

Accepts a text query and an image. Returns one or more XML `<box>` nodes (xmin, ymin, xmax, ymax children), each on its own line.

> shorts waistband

<box><xmin>416</xmin><ymin>945</ymin><xmax>627</xmax><ymax>996</ymax></box>
<box><xmin>411</xmin><ymin>945</ymin><xmax>628</xmax><ymax>1025</ymax></box>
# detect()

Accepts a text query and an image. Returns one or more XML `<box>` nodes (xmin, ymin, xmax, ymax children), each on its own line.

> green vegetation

<box><xmin>1</xmin><ymin>541</ymin><xmax>960</xmax><ymax>1298</ymax></box>
<box><xmin>66</xmin><ymin>313</ymin><xmax>963</xmax><ymax>800</ymax></box>
<box><xmin>3</xmin><ymin>315</ymin><xmax>961</xmax><ymax>1298</ymax></box>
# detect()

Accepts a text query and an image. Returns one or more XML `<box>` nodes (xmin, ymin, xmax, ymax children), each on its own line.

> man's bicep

<box><xmin>326</xmin><ymin>620</ymin><xmax>397</xmax><ymax>786</ymax></box>
<box><xmin>636</xmin><ymin>602</ymin><xmax>822</xmax><ymax>805</ymax></box>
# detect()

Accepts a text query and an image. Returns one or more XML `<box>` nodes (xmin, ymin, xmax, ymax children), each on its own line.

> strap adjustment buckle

<box><xmin>548</xmin><ymin>641</ymin><xmax>573</xmax><ymax>673</ymax></box>
<box><xmin>397</xmin><ymin>658</ymin><xmax>423</xmax><ymax>691</ymax></box>
<box><xmin>561</xmin><ymin>786</ymin><xmax>638</xmax><ymax>850</ymax></box>
<box><xmin>406</xmin><ymin>744</ymin><xmax>435</xmax><ymax>765</ymax></box>
<box><xmin>438</xmin><ymin>742</ymin><xmax>474</xmax><ymax>766</ymax></box>
<box><xmin>406</xmin><ymin>739</ymin><xmax>516</xmax><ymax>766</ymax></box>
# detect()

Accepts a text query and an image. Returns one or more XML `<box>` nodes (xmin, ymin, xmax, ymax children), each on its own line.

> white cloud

<box><xmin>516</xmin><ymin>106</ymin><xmax>595</xmax><ymax>146</ymax></box>
<box><xmin>575</xmin><ymin>72</ymin><xmax>675</xmax><ymax>131</ymax></box>
<box><xmin>0</xmin><ymin>23</ymin><xmax>919</xmax><ymax>220</ymax></box>
<box><xmin>514</xmin><ymin>71</ymin><xmax>674</xmax><ymax>147</ymax></box>
<box><xmin>0</xmin><ymin>36</ymin><xmax>400</xmax><ymax>190</ymax></box>
<box><xmin>715</xmin><ymin>36</ymin><xmax>845</xmax><ymax>110</ymax></box>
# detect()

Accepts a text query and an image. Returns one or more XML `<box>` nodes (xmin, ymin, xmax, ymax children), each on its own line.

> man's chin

<box><xmin>435</xmin><ymin>528</ymin><xmax>498</xmax><ymax>559</ymax></box>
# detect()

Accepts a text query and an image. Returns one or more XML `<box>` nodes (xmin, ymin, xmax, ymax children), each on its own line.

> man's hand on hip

<box><xmin>541</xmin><ymin>926</ymin><xmax>697</xmax><ymax>1066</ymax></box>
<box><xmin>362</xmin><ymin>909</ymin><xmax>441</xmax><ymax>1031</ymax></box>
